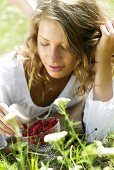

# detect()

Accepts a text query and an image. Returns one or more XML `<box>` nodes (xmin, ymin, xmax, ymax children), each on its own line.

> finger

<box><xmin>0</xmin><ymin>113</ymin><xmax>15</xmax><ymax>133</ymax></box>
<box><xmin>0</xmin><ymin>127</ymin><xmax>11</xmax><ymax>135</ymax></box>
<box><xmin>105</xmin><ymin>20</ymin><xmax>114</xmax><ymax>34</ymax></box>
<box><xmin>3</xmin><ymin>114</ymin><xmax>23</xmax><ymax>128</ymax></box>
<box><xmin>16</xmin><ymin>118</ymin><xmax>23</xmax><ymax>128</ymax></box>
<box><xmin>0</xmin><ymin>120</ymin><xmax>15</xmax><ymax>135</ymax></box>
<box><xmin>0</xmin><ymin>103</ymin><xmax>9</xmax><ymax>116</ymax></box>
<box><xmin>100</xmin><ymin>25</ymin><xmax>110</xmax><ymax>36</ymax></box>
<box><xmin>0</xmin><ymin>121</ymin><xmax>14</xmax><ymax>135</ymax></box>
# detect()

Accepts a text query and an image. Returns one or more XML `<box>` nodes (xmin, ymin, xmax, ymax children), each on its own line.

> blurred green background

<box><xmin>0</xmin><ymin>0</ymin><xmax>27</xmax><ymax>55</ymax></box>
<box><xmin>0</xmin><ymin>0</ymin><xmax>114</xmax><ymax>55</ymax></box>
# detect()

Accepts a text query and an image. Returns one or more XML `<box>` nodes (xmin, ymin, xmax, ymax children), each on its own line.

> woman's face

<box><xmin>37</xmin><ymin>19</ymin><xmax>76</xmax><ymax>79</ymax></box>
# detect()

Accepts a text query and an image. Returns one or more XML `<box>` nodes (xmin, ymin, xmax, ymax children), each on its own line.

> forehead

<box><xmin>38</xmin><ymin>19</ymin><xmax>67</xmax><ymax>44</ymax></box>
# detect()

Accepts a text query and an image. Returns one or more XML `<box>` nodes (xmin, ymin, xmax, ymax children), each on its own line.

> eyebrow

<box><xmin>39</xmin><ymin>35</ymin><xmax>49</xmax><ymax>41</ymax></box>
<box><xmin>38</xmin><ymin>35</ymin><xmax>64</xmax><ymax>44</ymax></box>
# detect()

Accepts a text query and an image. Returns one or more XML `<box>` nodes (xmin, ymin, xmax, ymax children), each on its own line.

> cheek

<box><xmin>38</xmin><ymin>46</ymin><xmax>46</xmax><ymax>60</ymax></box>
<box><xmin>65</xmin><ymin>57</ymin><xmax>76</xmax><ymax>67</ymax></box>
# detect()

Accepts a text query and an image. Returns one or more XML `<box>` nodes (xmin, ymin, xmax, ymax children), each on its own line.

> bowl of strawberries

<box><xmin>21</xmin><ymin>117</ymin><xmax>60</xmax><ymax>152</ymax></box>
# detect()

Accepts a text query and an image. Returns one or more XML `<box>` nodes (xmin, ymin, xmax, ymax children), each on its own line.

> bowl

<box><xmin>21</xmin><ymin>117</ymin><xmax>60</xmax><ymax>152</ymax></box>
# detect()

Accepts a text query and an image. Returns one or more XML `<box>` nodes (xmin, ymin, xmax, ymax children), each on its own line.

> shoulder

<box><xmin>0</xmin><ymin>51</ymin><xmax>18</xmax><ymax>68</ymax></box>
<box><xmin>0</xmin><ymin>50</ymin><xmax>25</xmax><ymax>70</ymax></box>
<box><xmin>0</xmin><ymin>51</ymin><xmax>23</xmax><ymax>83</ymax></box>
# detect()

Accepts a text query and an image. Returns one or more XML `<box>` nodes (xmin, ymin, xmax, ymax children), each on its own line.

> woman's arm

<box><xmin>83</xmin><ymin>79</ymin><xmax>114</xmax><ymax>142</ymax></box>
<box><xmin>83</xmin><ymin>21</ymin><xmax>114</xmax><ymax>142</ymax></box>
<box><xmin>94</xmin><ymin>20</ymin><xmax>114</xmax><ymax>101</ymax></box>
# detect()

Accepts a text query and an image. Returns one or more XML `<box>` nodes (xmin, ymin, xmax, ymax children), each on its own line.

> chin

<box><xmin>48</xmin><ymin>72</ymin><xmax>66</xmax><ymax>79</ymax></box>
<box><xmin>50</xmin><ymin>75</ymin><xmax>64</xmax><ymax>79</ymax></box>
<box><xmin>46</xmin><ymin>69</ymin><xmax>71</xmax><ymax>79</ymax></box>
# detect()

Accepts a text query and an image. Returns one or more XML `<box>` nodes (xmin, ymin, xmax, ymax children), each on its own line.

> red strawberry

<box><xmin>22</xmin><ymin>117</ymin><xmax>58</xmax><ymax>146</ymax></box>
<box><xmin>48</xmin><ymin>124</ymin><xmax>53</xmax><ymax>130</ymax></box>
<box><xmin>39</xmin><ymin>134</ymin><xmax>45</xmax><ymax>145</ymax></box>
<box><xmin>22</xmin><ymin>130</ymin><xmax>27</xmax><ymax>137</ymax></box>
<box><xmin>42</xmin><ymin>120</ymin><xmax>49</xmax><ymax>126</ymax></box>
<box><xmin>32</xmin><ymin>124</ymin><xmax>41</xmax><ymax>132</ymax></box>
<box><xmin>42</xmin><ymin>126</ymin><xmax>51</xmax><ymax>132</ymax></box>
<box><xmin>22</xmin><ymin>123</ymin><xmax>27</xmax><ymax>129</ymax></box>
<box><xmin>28</xmin><ymin>126</ymin><xmax>34</xmax><ymax>132</ymax></box>
<box><xmin>36</xmin><ymin>120</ymin><xmax>42</xmax><ymax>125</ymax></box>
<box><xmin>30</xmin><ymin>131</ymin><xmax>37</xmax><ymax>136</ymax></box>
<box><xmin>49</xmin><ymin>117</ymin><xmax>57</xmax><ymax>125</ymax></box>
<box><xmin>37</xmin><ymin>126</ymin><xmax>42</xmax><ymax>134</ymax></box>
<box><xmin>40</xmin><ymin>140</ymin><xmax>46</xmax><ymax>145</ymax></box>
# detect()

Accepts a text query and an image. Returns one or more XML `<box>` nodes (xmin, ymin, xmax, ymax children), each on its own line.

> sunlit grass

<box><xmin>97</xmin><ymin>0</ymin><xmax>114</xmax><ymax>17</ymax></box>
<box><xmin>0</xmin><ymin>0</ymin><xmax>114</xmax><ymax>55</ymax></box>
<box><xmin>0</xmin><ymin>0</ymin><xmax>27</xmax><ymax>55</ymax></box>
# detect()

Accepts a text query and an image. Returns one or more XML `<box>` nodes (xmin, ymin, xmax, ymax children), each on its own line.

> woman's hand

<box><xmin>94</xmin><ymin>21</ymin><xmax>114</xmax><ymax>101</ymax></box>
<box><xmin>0</xmin><ymin>103</ymin><xmax>17</xmax><ymax>136</ymax></box>
<box><xmin>95</xmin><ymin>20</ymin><xmax>114</xmax><ymax>63</ymax></box>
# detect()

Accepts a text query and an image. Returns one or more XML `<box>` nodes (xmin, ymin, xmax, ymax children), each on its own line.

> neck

<box><xmin>50</xmin><ymin>74</ymin><xmax>70</xmax><ymax>83</ymax></box>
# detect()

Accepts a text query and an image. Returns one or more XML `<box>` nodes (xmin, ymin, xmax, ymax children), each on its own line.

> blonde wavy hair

<box><xmin>22</xmin><ymin>0</ymin><xmax>106</xmax><ymax>95</ymax></box>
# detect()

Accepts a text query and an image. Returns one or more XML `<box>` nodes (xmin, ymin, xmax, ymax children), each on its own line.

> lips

<box><xmin>49</xmin><ymin>65</ymin><xmax>64</xmax><ymax>71</ymax></box>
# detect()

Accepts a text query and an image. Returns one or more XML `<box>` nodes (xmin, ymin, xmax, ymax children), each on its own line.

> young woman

<box><xmin>0</xmin><ymin>0</ymin><xmax>114</xmax><ymax>149</ymax></box>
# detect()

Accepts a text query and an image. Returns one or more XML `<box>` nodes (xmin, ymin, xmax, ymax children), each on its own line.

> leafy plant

<box><xmin>1</xmin><ymin>98</ymin><xmax>114</xmax><ymax>170</ymax></box>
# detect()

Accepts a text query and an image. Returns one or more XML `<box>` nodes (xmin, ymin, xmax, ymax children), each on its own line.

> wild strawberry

<box><xmin>22</xmin><ymin>123</ymin><xmax>27</xmax><ymax>129</ymax></box>
<box><xmin>37</xmin><ymin>126</ymin><xmax>42</xmax><ymax>134</ymax></box>
<box><xmin>28</xmin><ymin>126</ymin><xmax>34</xmax><ymax>132</ymax></box>
<box><xmin>32</xmin><ymin>124</ymin><xmax>41</xmax><ymax>132</ymax></box>
<box><xmin>36</xmin><ymin>120</ymin><xmax>42</xmax><ymax>125</ymax></box>
<box><xmin>40</xmin><ymin>140</ymin><xmax>46</xmax><ymax>146</ymax></box>
<box><xmin>49</xmin><ymin>117</ymin><xmax>57</xmax><ymax>125</ymax></box>
<box><xmin>30</xmin><ymin>131</ymin><xmax>37</xmax><ymax>136</ymax></box>
<box><xmin>48</xmin><ymin>124</ymin><xmax>53</xmax><ymax>129</ymax></box>
<box><xmin>22</xmin><ymin>130</ymin><xmax>27</xmax><ymax>137</ymax></box>
<box><xmin>42</xmin><ymin>120</ymin><xmax>49</xmax><ymax>126</ymax></box>
<box><xmin>22</xmin><ymin>117</ymin><xmax>58</xmax><ymax>146</ymax></box>
<box><xmin>42</xmin><ymin>126</ymin><xmax>51</xmax><ymax>132</ymax></box>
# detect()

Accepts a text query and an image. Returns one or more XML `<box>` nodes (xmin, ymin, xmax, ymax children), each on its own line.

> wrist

<box><xmin>95</xmin><ymin>60</ymin><xmax>112</xmax><ymax>70</ymax></box>
<box><xmin>95</xmin><ymin>53</ymin><xmax>112</xmax><ymax>63</ymax></box>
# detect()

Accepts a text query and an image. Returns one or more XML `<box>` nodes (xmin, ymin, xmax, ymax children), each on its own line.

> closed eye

<box><xmin>40</xmin><ymin>42</ymin><xmax>67</xmax><ymax>51</ymax></box>
<box><xmin>40</xmin><ymin>42</ymin><xmax>50</xmax><ymax>46</ymax></box>
<box><xmin>60</xmin><ymin>45</ymin><xmax>66</xmax><ymax>50</ymax></box>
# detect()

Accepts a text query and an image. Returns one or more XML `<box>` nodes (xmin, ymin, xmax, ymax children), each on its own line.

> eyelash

<box><xmin>40</xmin><ymin>43</ymin><xmax>66</xmax><ymax>50</ymax></box>
<box><xmin>40</xmin><ymin>43</ymin><xmax>49</xmax><ymax>46</ymax></box>
<box><xmin>61</xmin><ymin>46</ymin><xmax>66</xmax><ymax>50</ymax></box>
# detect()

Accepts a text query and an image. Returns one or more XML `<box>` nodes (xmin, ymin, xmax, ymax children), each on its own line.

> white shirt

<box><xmin>0</xmin><ymin>51</ymin><xmax>114</xmax><ymax>148</ymax></box>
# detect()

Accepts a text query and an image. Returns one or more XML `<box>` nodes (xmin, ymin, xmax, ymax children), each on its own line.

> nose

<box><xmin>49</xmin><ymin>45</ymin><xmax>61</xmax><ymax>62</ymax></box>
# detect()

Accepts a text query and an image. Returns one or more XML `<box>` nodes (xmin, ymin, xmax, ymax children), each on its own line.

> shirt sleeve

<box><xmin>83</xmin><ymin>78</ymin><xmax>114</xmax><ymax>142</ymax></box>
<box><xmin>0</xmin><ymin>52</ymin><xmax>21</xmax><ymax>150</ymax></box>
<box><xmin>0</xmin><ymin>52</ymin><xmax>19</xmax><ymax>105</ymax></box>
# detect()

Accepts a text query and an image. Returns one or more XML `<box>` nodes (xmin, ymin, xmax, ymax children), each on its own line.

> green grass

<box><xmin>0</xmin><ymin>98</ymin><xmax>114</xmax><ymax>170</ymax></box>
<box><xmin>97</xmin><ymin>0</ymin><xmax>114</xmax><ymax>18</ymax></box>
<box><xmin>0</xmin><ymin>0</ymin><xmax>27</xmax><ymax>55</ymax></box>
<box><xmin>0</xmin><ymin>0</ymin><xmax>114</xmax><ymax>56</ymax></box>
